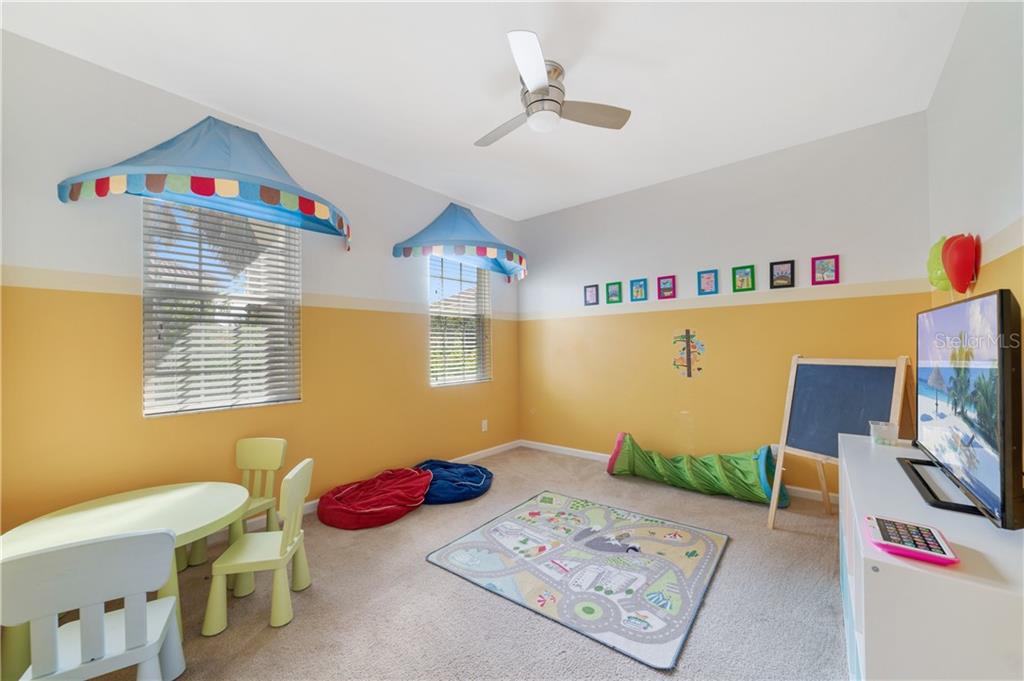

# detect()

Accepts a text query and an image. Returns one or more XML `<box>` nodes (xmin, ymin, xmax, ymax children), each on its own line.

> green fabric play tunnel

<box><xmin>607</xmin><ymin>432</ymin><xmax>789</xmax><ymax>507</ymax></box>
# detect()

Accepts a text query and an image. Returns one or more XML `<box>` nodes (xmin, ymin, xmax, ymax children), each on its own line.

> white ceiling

<box><xmin>3</xmin><ymin>2</ymin><xmax>966</xmax><ymax>221</ymax></box>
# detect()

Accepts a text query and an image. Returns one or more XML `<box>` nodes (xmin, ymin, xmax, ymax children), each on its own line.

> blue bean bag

<box><xmin>415</xmin><ymin>460</ymin><xmax>493</xmax><ymax>504</ymax></box>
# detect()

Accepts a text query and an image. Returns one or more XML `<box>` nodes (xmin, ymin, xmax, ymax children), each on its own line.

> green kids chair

<box><xmin>201</xmin><ymin>458</ymin><xmax>313</xmax><ymax>636</ymax></box>
<box><xmin>235</xmin><ymin>437</ymin><xmax>288</xmax><ymax>531</ymax></box>
<box><xmin>185</xmin><ymin>438</ymin><xmax>287</xmax><ymax>570</ymax></box>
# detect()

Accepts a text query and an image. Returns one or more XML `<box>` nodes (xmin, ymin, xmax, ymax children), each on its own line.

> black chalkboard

<box><xmin>785</xmin><ymin>363</ymin><xmax>897</xmax><ymax>458</ymax></box>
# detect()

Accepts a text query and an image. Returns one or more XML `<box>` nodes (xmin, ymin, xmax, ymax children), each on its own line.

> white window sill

<box><xmin>429</xmin><ymin>378</ymin><xmax>493</xmax><ymax>389</ymax></box>
<box><xmin>143</xmin><ymin>398</ymin><xmax>302</xmax><ymax>418</ymax></box>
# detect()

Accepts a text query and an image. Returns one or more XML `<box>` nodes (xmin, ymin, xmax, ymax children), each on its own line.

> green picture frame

<box><xmin>606</xmin><ymin>281</ymin><xmax>623</xmax><ymax>304</ymax></box>
<box><xmin>732</xmin><ymin>265</ymin><xmax>755</xmax><ymax>292</ymax></box>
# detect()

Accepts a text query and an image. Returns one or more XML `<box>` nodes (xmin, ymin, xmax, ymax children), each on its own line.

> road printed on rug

<box><xmin>426</xmin><ymin>491</ymin><xmax>728</xmax><ymax>669</ymax></box>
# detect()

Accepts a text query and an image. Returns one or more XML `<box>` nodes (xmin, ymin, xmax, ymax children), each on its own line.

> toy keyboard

<box><xmin>865</xmin><ymin>515</ymin><xmax>959</xmax><ymax>566</ymax></box>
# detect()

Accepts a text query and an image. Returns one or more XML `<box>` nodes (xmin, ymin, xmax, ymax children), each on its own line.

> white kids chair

<box><xmin>0</xmin><ymin>530</ymin><xmax>186</xmax><ymax>681</ymax></box>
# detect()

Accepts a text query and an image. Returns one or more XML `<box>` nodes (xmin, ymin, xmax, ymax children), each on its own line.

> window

<box><xmin>143</xmin><ymin>199</ymin><xmax>301</xmax><ymax>415</ymax></box>
<box><xmin>429</xmin><ymin>256</ymin><xmax>491</xmax><ymax>386</ymax></box>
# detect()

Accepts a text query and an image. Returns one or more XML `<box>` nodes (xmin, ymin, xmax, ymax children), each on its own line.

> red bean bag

<box><xmin>317</xmin><ymin>468</ymin><xmax>433</xmax><ymax>530</ymax></box>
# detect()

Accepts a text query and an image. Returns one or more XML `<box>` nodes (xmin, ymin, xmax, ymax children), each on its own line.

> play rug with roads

<box><xmin>427</xmin><ymin>491</ymin><xmax>728</xmax><ymax>669</ymax></box>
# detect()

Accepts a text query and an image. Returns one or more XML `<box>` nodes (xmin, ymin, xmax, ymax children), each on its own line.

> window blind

<box><xmin>143</xmin><ymin>199</ymin><xmax>301</xmax><ymax>416</ymax></box>
<box><xmin>429</xmin><ymin>256</ymin><xmax>492</xmax><ymax>386</ymax></box>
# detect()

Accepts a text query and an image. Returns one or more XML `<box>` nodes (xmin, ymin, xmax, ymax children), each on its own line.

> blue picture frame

<box><xmin>630</xmin><ymin>278</ymin><xmax>648</xmax><ymax>302</ymax></box>
<box><xmin>697</xmin><ymin>269</ymin><xmax>719</xmax><ymax>296</ymax></box>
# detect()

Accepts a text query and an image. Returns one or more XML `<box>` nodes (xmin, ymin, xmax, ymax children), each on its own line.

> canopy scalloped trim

<box><xmin>58</xmin><ymin>172</ymin><xmax>351</xmax><ymax>245</ymax></box>
<box><xmin>391</xmin><ymin>203</ymin><xmax>527</xmax><ymax>281</ymax></box>
<box><xmin>397</xmin><ymin>243</ymin><xmax>526</xmax><ymax>276</ymax></box>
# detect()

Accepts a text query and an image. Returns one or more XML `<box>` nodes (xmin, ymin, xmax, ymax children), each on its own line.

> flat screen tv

<box><xmin>915</xmin><ymin>289</ymin><xmax>1022</xmax><ymax>529</ymax></box>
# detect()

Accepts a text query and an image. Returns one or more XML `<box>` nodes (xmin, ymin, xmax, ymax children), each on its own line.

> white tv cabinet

<box><xmin>838</xmin><ymin>434</ymin><xmax>1023</xmax><ymax>680</ymax></box>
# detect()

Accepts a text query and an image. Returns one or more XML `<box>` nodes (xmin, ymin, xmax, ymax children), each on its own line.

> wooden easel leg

<box><xmin>816</xmin><ymin>460</ymin><xmax>833</xmax><ymax>515</ymax></box>
<box><xmin>767</xmin><ymin>448</ymin><xmax>786</xmax><ymax>529</ymax></box>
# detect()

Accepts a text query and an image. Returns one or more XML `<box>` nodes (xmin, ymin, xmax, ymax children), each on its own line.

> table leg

<box><xmin>228</xmin><ymin>517</ymin><xmax>244</xmax><ymax>544</ymax></box>
<box><xmin>1</xmin><ymin>623</ymin><xmax>30</xmax><ymax>681</ymax></box>
<box><xmin>188</xmin><ymin>537</ymin><xmax>208</xmax><ymax>566</ymax></box>
<box><xmin>175</xmin><ymin>545</ymin><xmax>189</xmax><ymax>572</ymax></box>
<box><xmin>159</xmin><ymin>554</ymin><xmax>184</xmax><ymax>637</ymax></box>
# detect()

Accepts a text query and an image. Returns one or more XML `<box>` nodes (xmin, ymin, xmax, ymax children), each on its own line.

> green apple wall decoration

<box><xmin>927</xmin><ymin>236</ymin><xmax>950</xmax><ymax>291</ymax></box>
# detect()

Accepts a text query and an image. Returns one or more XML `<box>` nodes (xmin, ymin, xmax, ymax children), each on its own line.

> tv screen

<box><xmin>916</xmin><ymin>289</ymin><xmax>1022</xmax><ymax>529</ymax></box>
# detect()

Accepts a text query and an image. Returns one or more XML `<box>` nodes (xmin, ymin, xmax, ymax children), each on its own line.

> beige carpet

<box><xmin>130</xmin><ymin>447</ymin><xmax>846</xmax><ymax>681</ymax></box>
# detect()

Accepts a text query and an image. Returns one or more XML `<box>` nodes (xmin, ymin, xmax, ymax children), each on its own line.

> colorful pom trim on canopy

<box><xmin>392</xmin><ymin>203</ymin><xmax>527</xmax><ymax>281</ymax></box>
<box><xmin>57</xmin><ymin>116</ymin><xmax>352</xmax><ymax>247</ymax></box>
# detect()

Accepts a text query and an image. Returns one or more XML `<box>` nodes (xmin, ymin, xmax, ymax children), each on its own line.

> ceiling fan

<box><xmin>474</xmin><ymin>30</ymin><xmax>632</xmax><ymax>147</ymax></box>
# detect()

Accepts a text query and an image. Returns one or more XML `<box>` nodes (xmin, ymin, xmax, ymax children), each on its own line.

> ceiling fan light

<box><xmin>527</xmin><ymin>110</ymin><xmax>560</xmax><ymax>133</ymax></box>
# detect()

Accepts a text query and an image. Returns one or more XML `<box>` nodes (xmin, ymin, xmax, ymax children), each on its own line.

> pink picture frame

<box><xmin>657</xmin><ymin>275</ymin><xmax>677</xmax><ymax>299</ymax></box>
<box><xmin>811</xmin><ymin>254</ymin><xmax>840</xmax><ymax>285</ymax></box>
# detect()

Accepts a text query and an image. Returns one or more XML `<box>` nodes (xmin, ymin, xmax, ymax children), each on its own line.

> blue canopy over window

<box><xmin>57</xmin><ymin>116</ymin><xmax>352</xmax><ymax>245</ymax></box>
<box><xmin>392</xmin><ymin>203</ymin><xmax>526</xmax><ymax>280</ymax></box>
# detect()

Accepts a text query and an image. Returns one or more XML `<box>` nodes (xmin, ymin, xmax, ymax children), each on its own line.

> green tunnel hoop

<box><xmin>607</xmin><ymin>432</ymin><xmax>790</xmax><ymax>507</ymax></box>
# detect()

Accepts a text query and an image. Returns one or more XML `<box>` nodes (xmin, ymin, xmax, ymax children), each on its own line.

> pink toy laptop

<box><xmin>864</xmin><ymin>515</ymin><xmax>959</xmax><ymax>566</ymax></box>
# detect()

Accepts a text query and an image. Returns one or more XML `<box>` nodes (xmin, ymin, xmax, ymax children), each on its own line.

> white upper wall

<box><xmin>926</xmin><ymin>1</ymin><xmax>1023</xmax><ymax>249</ymax></box>
<box><xmin>0</xmin><ymin>34</ymin><xmax>520</xmax><ymax>317</ymax></box>
<box><xmin>516</xmin><ymin>113</ymin><xmax>931</xmax><ymax>319</ymax></box>
<box><xmin>5</xmin><ymin>4</ymin><xmax>1020</xmax><ymax>326</ymax></box>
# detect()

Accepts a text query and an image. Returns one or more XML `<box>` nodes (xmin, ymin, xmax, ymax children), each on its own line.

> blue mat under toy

<box><xmin>415</xmin><ymin>459</ymin><xmax>493</xmax><ymax>504</ymax></box>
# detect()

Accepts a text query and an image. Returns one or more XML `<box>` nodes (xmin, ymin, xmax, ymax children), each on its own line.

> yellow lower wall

<box><xmin>518</xmin><ymin>246</ymin><xmax>1022</xmax><ymax>496</ymax></box>
<box><xmin>518</xmin><ymin>291</ymin><xmax>932</xmax><ymax>493</ymax></box>
<box><xmin>2</xmin><ymin>247</ymin><xmax>1019</xmax><ymax>529</ymax></box>
<box><xmin>0</xmin><ymin>286</ymin><xmax>519</xmax><ymax>530</ymax></box>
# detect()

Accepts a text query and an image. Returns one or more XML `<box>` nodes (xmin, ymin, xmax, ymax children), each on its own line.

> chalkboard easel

<box><xmin>767</xmin><ymin>355</ymin><xmax>909</xmax><ymax>529</ymax></box>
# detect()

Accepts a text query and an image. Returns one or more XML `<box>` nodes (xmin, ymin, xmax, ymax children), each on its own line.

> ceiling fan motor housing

<box><xmin>521</xmin><ymin>60</ymin><xmax>565</xmax><ymax>119</ymax></box>
<box><xmin>475</xmin><ymin>34</ymin><xmax>631</xmax><ymax>146</ymax></box>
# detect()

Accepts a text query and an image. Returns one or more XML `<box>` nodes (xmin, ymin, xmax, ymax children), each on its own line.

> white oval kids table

<box><xmin>0</xmin><ymin>482</ymin><xmax>249</xmax><ymax>681</ymax></box>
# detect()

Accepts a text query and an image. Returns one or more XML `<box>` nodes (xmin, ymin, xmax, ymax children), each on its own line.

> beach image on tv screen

<box><xmin>918</xmin><ymin>294</ymin><xmax>1002</xmax><ymax>520</ymax></box>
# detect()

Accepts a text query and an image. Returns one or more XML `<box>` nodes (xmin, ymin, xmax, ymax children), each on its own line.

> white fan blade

<box><xmin>561</xmin><ymin>101</ymin><xmax>632</xmax><ymax>129</ymax></box>
<box><xmin>474</xmin><ymin>113</ymin><xmax>528</xmax><ymax>147</ymax></box>
<box><xmin>507</xmin><ymin>30</ymin><xmax>549</xmax><ymax>94</ymax></box>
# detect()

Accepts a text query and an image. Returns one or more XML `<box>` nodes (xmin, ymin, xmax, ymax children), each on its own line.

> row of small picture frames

<box><xmin>584</xmin><ymin>255</ymin><xmax>840</xmax><ymax>305</ymax></box>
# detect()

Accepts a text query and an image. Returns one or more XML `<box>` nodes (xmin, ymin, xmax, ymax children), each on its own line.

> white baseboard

<box><xmin>786</xmin><ymin>486</ymin><xmax>840</xmax><ymax>505</ymax></box>
<box><xmin>450</xmin><ymin>440</ymin><xmax>522</xmax><ymax>463</ymax></box>
<box><xmin>516</xmin><ymin>439</ymin><xmax>609</xmax><ymax>462</ymax></box>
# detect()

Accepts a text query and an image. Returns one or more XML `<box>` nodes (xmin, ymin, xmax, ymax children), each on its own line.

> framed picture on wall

<box><xmin>732</xmin><ymin>265</ymin><xmax>755</xmax><ymax>292</ymax></box>
<box><xmin>630</xmin><ymin>278</ymin><xmax>648</xmax><ymax>302</ymax></box>
<box><xmin>770</xmin><ymin>260</ymin><xmax>795</xmax><ymax>289</ymax></box>
<box><xmin>697</xmin><ymin>269</ymin><xmax>719</xmax><ymax>296</ymax></box>
<box><xmin>584</xmin><ymin>284</ymin><xmax>600</xmax><ymax>306</ymax></box>
<box><xmin>606</xmin><ymin>281</ymin><xmax>623</xmax><ymax>304</ymax></box>
<box><xmin>657</xmin><ymin>275</ymin><xmax>677</xmax><ymax>299</ymax></box>
<box><xmin>811</xmin><ymin>254</ymin><xmax>840</xmax><ymax>285</ymax></box>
